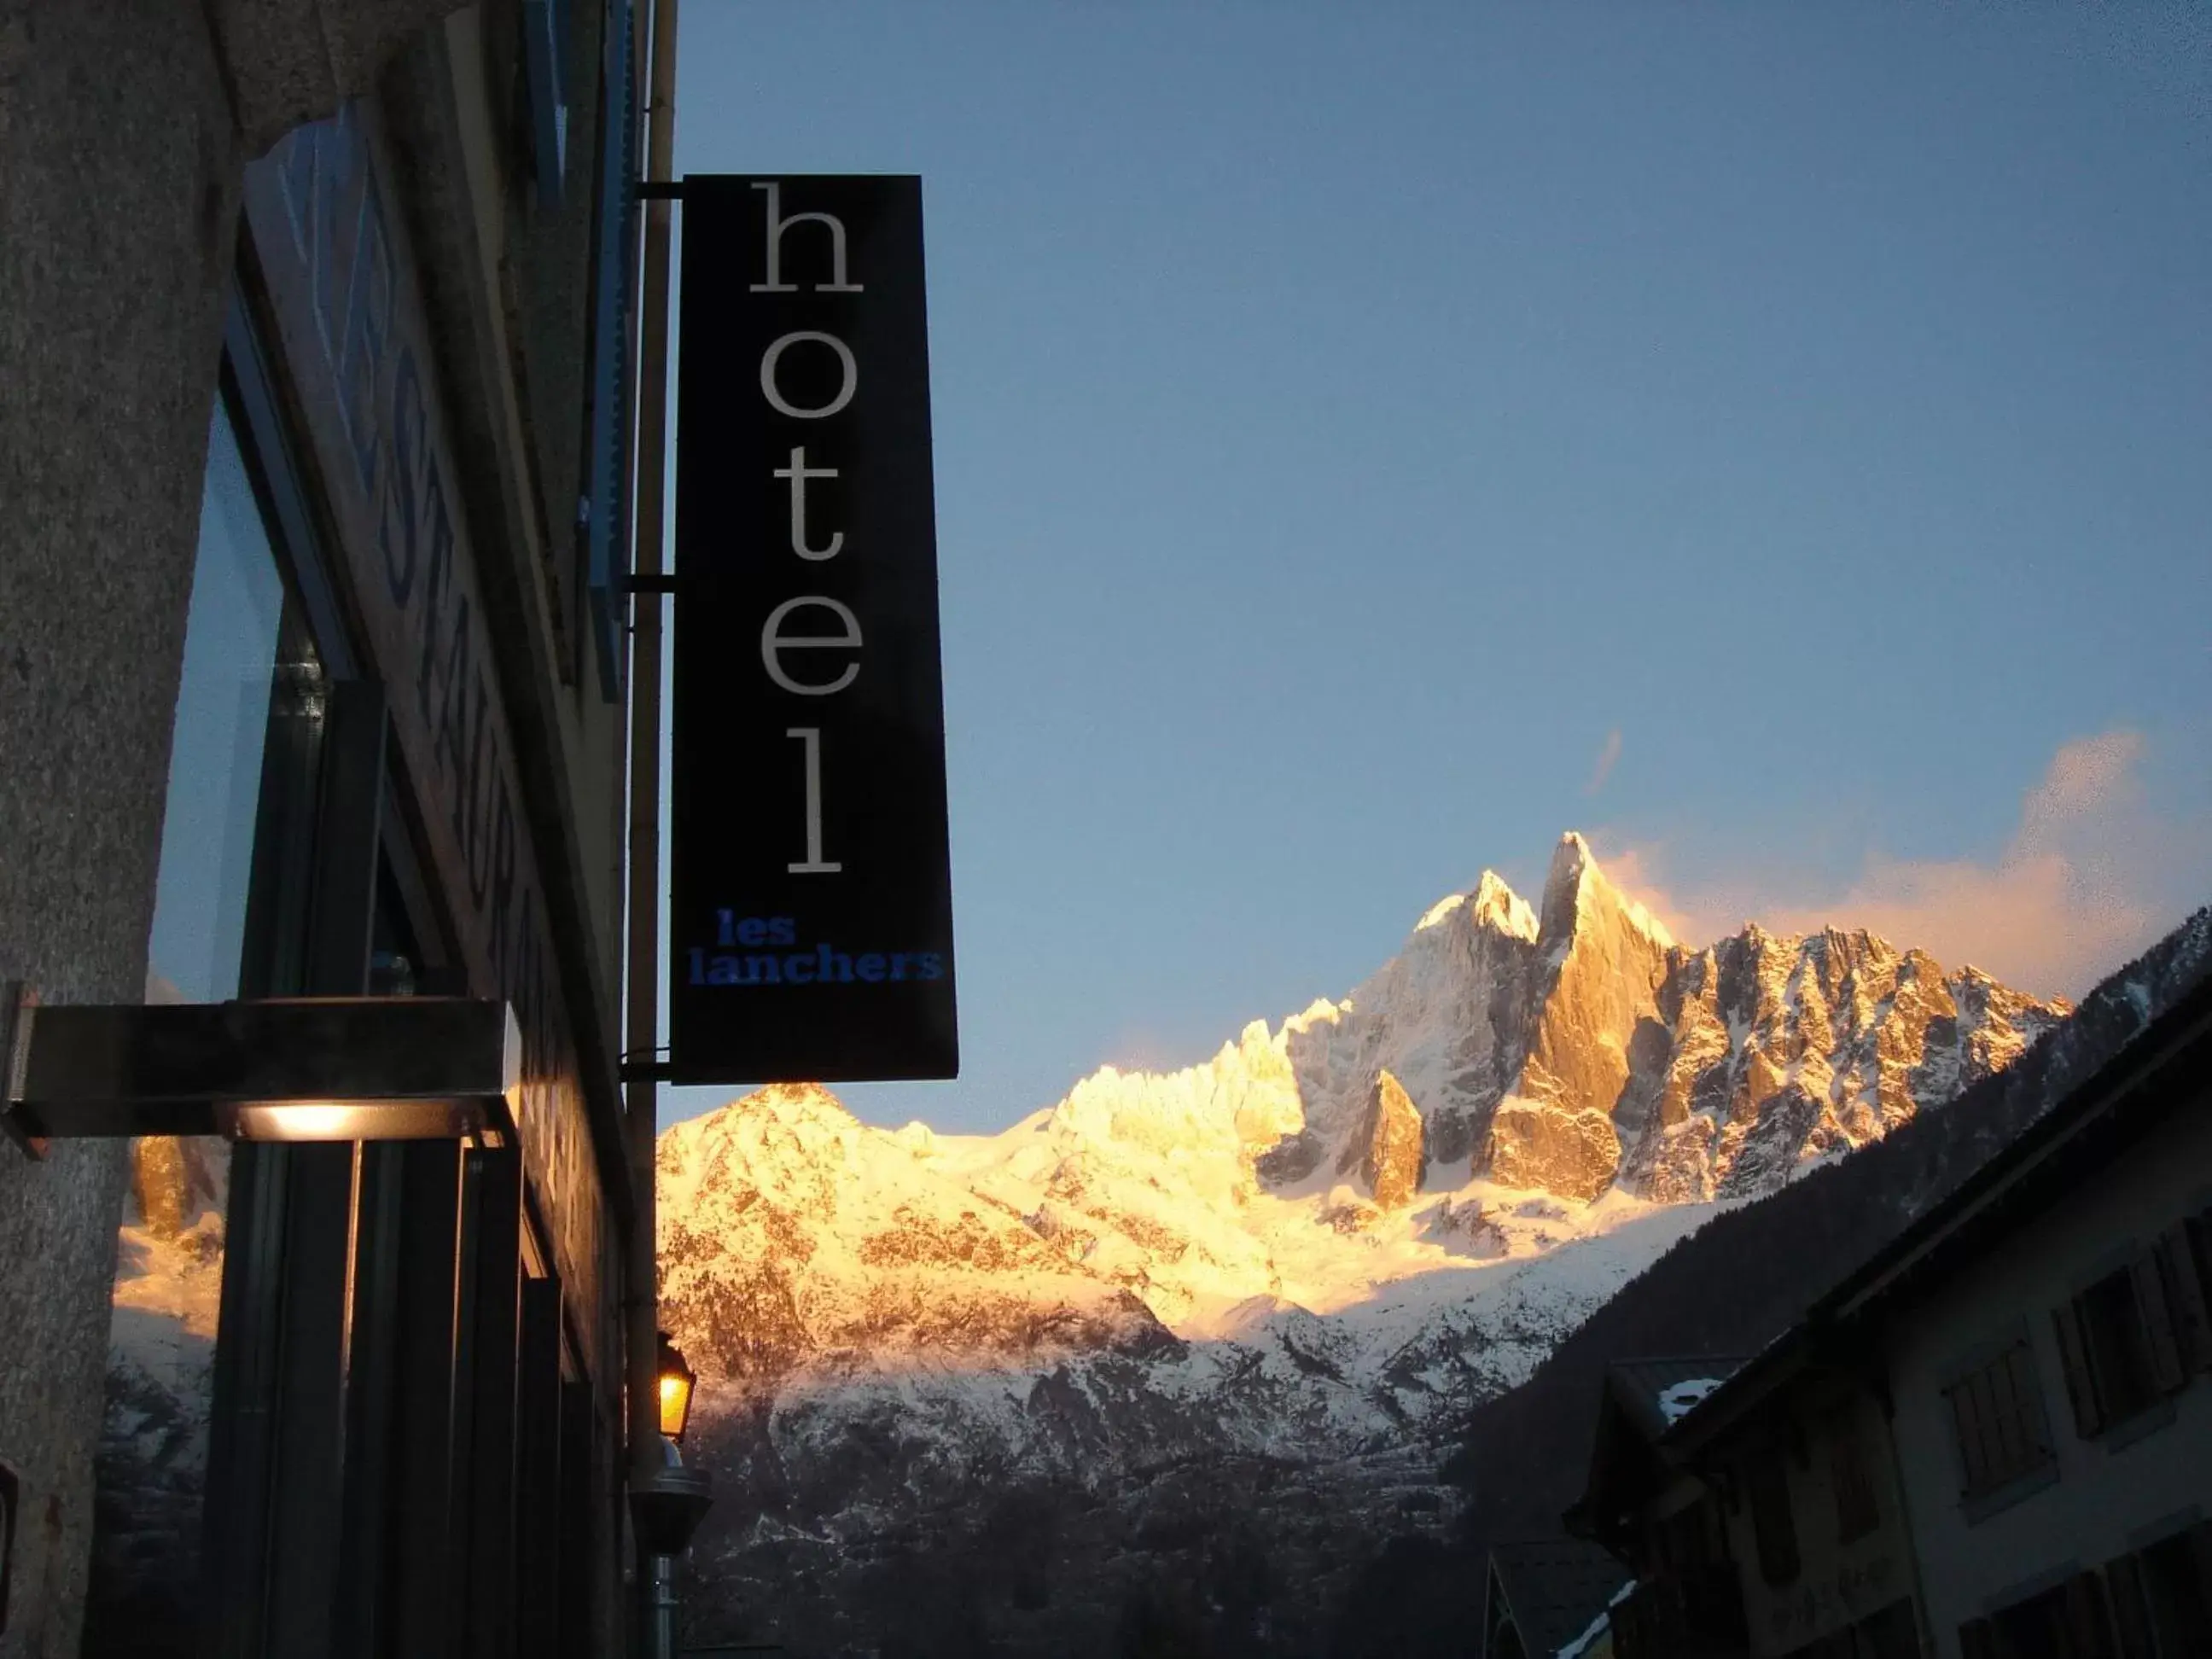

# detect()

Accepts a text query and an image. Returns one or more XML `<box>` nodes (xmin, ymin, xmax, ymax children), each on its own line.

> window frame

<box><xmin>2161</xmin><ymin>1211</ymin><xmax>2212</xmax><ymax>1374</ymax></box>
<box><xmin>2054</xmin><ymin>1247</ymin><xmax>2190</xmax><ymax>1449</ymax></box>
<box><xmin>2130</xmin><ymin>1524</ymin><xmax>2212</xmax><ymax>1655</ymax></box>
<box><xmin>1744</xmin><ymin>1450</ymin><xmax>1801</xmax><ymax>1587</ymax></box>
<box><xmin>1826</xmin><ymin>1405</ymin><xmax>1883</xmax><ymax>1545</ymax></box>
<box><xmin>1940</xmin><ymin>1333</ymin><xmax>2059</xmax><ymax>1522</ymax></box>
<box><xmin>221</xmin><ymin>288</ymin><xmax>359</xmax><ymax>684</ymax></box>
<box><xmin>2081</xmin><ymin>1267</ymin><xmax>2162</xmax><ymax>1423</ymax></box>
<box><xmin>111</xmin><ymin>307</ymin><xmax>358</xmax><ymax>1653</ymax></box>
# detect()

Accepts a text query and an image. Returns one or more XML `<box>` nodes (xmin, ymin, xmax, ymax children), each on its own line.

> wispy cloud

<box><xmin>1598</xmin><ymin>731</ymin><xmax>2210</xmax><ymax>999</ymax></box>
<box><xmin>1584</xmin><ymin>729</ymin><xmax>1623</xmax><ymax>796</ymax></box>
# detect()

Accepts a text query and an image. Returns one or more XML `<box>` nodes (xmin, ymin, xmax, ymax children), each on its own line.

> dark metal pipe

<box><xmin>644</xmin><ymin>1553</ymin><xmax>678</xmax><ymax>1659</ymax></box>
<box><xmin>625</xmin><ymin>0</ymin><xmax>681</xmax><ymax>1652</ymax></box>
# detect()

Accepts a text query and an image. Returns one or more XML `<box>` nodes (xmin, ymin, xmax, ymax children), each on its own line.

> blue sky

<box><xmin>658</xmin><ymin>2</ymin><xmax>2212</xmax><ymax>1134</ymax></box>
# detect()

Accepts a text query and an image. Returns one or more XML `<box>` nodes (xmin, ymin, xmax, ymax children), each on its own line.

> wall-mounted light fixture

<box><xmin>657</xmin><ymin>1331</ymin><xmax>698</xmax><ymax>1443</ymax></box>
<box><xmin>1</xmin><ymin>984</ymin><xmax>520</xmax><ymax>1157</ymax></box>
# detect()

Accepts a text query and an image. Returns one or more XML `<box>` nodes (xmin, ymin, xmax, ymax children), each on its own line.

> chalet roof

<box><xmin>1604</xmin><ymin>1358</ymin><xmax>1746</xmax><ymax>1444</ymax></box>
<box><xmin>1485</xmin><ymin>1537</ymin><xmax>1629</xmax><ymax>1658</ymax></box>
<box><xmin>1562</xmin><ymin>1355</ymin><xmax>1749</xmax><ymax>1545</ymax></box>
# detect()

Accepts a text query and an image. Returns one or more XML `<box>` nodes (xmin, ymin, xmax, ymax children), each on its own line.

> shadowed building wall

<box><xmin>0</xmin><ymin>4</ymin><xmax>632</xmax><ymax>1654</ymax></box>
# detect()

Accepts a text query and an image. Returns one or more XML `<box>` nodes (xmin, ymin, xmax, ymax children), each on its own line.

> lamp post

<box><xmin>622</xmin><ymin>0</ymin><xmax>691</xmax><ymax>1653</ymax></box>
<box><xmin>632</xmin><ymin>1334</ymin><xmax>712</xmax><ymax>1659</ymax></box>
<box><xmin>1</xmin><ymin>984</ymin><xmax>521</xmax><ymax>1156</ymax></box>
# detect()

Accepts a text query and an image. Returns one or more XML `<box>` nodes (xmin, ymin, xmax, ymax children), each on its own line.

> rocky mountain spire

<box><xmin>1356</xmin><ymin>1070</ymin><xmax>1427</xmax><ymax>1208</ymax></box>
<box><xmin>1481</xmin><ymin>833</ymin><xmax>1680</xmax><ymax>1197</ymax></box>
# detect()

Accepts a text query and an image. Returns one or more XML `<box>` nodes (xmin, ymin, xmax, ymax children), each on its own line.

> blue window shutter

<box><xmin>584</xmin><ymin>0</ymin><xmax>634</xmax><ymax>700</ymax></box>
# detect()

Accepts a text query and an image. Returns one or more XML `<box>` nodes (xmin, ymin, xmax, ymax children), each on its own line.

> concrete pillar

<box><xmin>0</xmin><ymin>4</ymin><xmax>475</xmax><ymax>1651</ymax></box>
<box><xmin>0</xmin><ymin>5</ymin><xmax>238</xmax><ymax>1648</ymax></box>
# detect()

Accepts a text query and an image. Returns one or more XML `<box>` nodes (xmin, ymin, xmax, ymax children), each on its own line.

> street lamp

<box><xmin>657</xmin><ymin>1331</ymin><xmax>697</xmax><ymax>1442</ymax></box>
<box><xmin>631</xmin><ymin>1435</ymin><xmax>714</xmax><ymax>1659</ymax></box>
<box><xmin>1</xmin><ymin>986</ymin><xmax>521</xmax><ymax>1156</ymax></box>
<box><xmin>635</xmin><ymin>1329</ymin><xmax>709</xmax><ymax>1659</ymax></box>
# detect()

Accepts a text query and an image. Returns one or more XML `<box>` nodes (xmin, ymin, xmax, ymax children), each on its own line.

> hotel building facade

<box><xmin>1</xmin><ymin>2</ymin><xmax>651</xmax><ymax>1652</ymax></box>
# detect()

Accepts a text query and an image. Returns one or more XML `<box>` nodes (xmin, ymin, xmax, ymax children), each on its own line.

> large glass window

<box><xmin>145</xmin><ymin>403</ymin><xmax>291</xmax><ymax>1004</ymax></box>
<box><xmin>85</xmin><ymin>388</ymin><xmax>326</xmax><ymax>1657</ymax></box>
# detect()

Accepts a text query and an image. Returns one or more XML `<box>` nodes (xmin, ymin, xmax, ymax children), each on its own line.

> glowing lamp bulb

<box><xmin>655</xmin><ymin>1331</ymin><xmax>696</xmax><ymax>1442</ymax></box>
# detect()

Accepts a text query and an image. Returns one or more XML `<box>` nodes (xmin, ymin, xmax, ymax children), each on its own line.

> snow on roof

<box><xmin>1656</xmin><ymin>1377</ymin><xmax>1725</xmax><ymax>1425</ymax></box>
<box><xmin>1487</xmin><ymin>1540</ymin><xmax>1629</xmax><ymax>1658</ymax></box>
<box><xmin>1604</xmin><ymin>1357</ymin><xmax>1751</xmax><ymax>1441</ymax></box>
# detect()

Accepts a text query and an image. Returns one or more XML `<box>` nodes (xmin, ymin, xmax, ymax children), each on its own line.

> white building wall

<box><xmin>1717</xmin><ymin>1391</ymin><xmax>1923</xmax><ymax>1657</ymax></box>
<box><xmin>1883</xmin><ymin>1090</ymin><xmax>2212</xmax><ymax>1657</ymax></box>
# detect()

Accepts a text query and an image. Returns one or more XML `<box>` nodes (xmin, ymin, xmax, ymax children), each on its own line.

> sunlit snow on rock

<box><xmin>649</xmin><ymin>832</ymin><xmax>2069</xmax><ymax>1654</ymax></box>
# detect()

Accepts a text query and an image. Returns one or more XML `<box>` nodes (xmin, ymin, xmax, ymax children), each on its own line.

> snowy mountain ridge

<box><xmin>654</xmin><ymin>834</ymin><xmax>2071</xmax><ymax>1652</ymax></box>
<box><xmin>660</xmin><ymin>832</ymin><xmax>2068</xmax><ymax>1386</ymax></box>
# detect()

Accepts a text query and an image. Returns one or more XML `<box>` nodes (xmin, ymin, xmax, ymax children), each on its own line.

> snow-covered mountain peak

<box><xmin>1470</xmin><ymin>869</ymin><xmax>1540</xmax><ymax>940</ymax></box>
<box><xmin>1416</xmin><ymin>891</ymin><xmax>1467</xmax><ymax>931</ymax></box>
<box><xmin>1540</xmin><ymin>830</ymin><xmax>1676</xmax><ymax>956</ymax></box>
<box><xmin>991</xmin><ymin>835</ymin><xmax>2064</xmax><ymax>1220</ymax></box>
<box><xmin>653</xmin><ymin>831</ymin><xmax>2068</xmax><ymax>1433</ymax></box>
<box><xmin>660</xmin><ymin>1081</ymin><xmax>862</xmax><ymax>1180</ymax></box>
<box><xmin>1045</xmin><ymin>1023</ymin><xmax>1295</xmax><ymax>1163</ymax></box>
<box><xmin>1419</xmin><ymin>870</ymin><xmax>1542</xmax><ymax>941</ymax></box>
<box><xmin>623</xmin><ymin>832</ymin><xmax>2125</xmax><ymax>1657</ymax></box>
<box><xmin>713</xmin><ymin>1079</ymin><xmax>855</xmax><ymax>1132</ymax></box>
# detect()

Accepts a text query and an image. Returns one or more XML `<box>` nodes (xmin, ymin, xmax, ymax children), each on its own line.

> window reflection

<box><xmin>145</xmin><ymin>402</ymin><xmax>288</xmax><ymax>1005</ymax></box>
<box><xmin>89</xmin><ymin>393</ymin><xmax>315</xmax><ymax>1654</ymax></box>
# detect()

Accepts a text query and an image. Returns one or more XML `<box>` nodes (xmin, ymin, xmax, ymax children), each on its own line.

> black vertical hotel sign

<box><xmin>670</xmin><ymin>177</ymin><xmax>957</xmax><ymax>1082</ymax></box>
